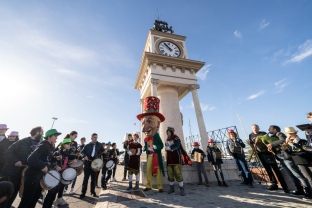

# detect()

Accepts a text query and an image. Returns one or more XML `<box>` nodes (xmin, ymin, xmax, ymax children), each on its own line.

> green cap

<box><xmin>61</xmin><ymin>138</ymin><xmax>72</xmax><ymax>145</ymax></box>
<box><xmin>44</xmin><ymin>129</ymin><xmax>62</xmax><ymax>139</ymax></box>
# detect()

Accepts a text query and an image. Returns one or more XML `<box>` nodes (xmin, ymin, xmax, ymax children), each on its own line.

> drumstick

<box><xmin>46</xmin><ymin>171</ymin><xmax>61</xmax><ymax>181</ymax></box>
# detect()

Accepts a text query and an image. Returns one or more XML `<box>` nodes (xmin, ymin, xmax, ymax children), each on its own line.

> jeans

<box><xmin>101</xmin><ymin>166</ymin><xmax>112</xmax><ymax>186</ymax></box>
<box><xmin>234</xmin><ymin>154</ymin><xmax>252</xmax><ymax>182</ymax></box>
<box><xmin>297</xmin><ymin>164</ymin><xmax>312</xmax><ymax>188</ymax></box>
<box><xmin>280</xmin><ymin>159</ymin><xmax>310</xmax><ymax>189</ymax></box>
<box><xmin>195</xmin><ymin>162</ymin><xmax>209</xmax><ymax>182</ymax></box>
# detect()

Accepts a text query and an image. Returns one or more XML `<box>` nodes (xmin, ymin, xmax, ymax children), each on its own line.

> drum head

<box><xmin>62</xmin><ymin>168</ymin><xmax>77</xmax><ymax>181</ymax></box>
<box><xmin>70</xmin><ymin>160</ymin><xmax>83</xmax><ymax>168</ymax></box>
<box><xmin>44</xmin><ymin>170</ymin><xmax>61</xmax><ymax>189</ymax></box>
<box><xmin>105</xmin><ymin>160</ymin><xmax>115</xmax><ymax>170</ymax></box>
<box><xmin>91</xmin><ymin>159</ymin><xmax>103</xmax><ymax>170</ymax></box>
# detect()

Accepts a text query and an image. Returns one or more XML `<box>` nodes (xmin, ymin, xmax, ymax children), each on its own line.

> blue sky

<box><xmin>1</xmin><ymin>1</ymin><xmax>311</xmax><ymax>147</ymax></box>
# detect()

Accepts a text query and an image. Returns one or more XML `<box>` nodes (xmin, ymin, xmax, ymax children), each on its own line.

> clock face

<box><xmin>158</xmin><ymin>41</ymin><xmax>181</xmax><ymax>57</ymax></box>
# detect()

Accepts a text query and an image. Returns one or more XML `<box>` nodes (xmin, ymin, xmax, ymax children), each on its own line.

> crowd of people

<box><xmin>0</xmin><ymin>98</ymin><xmax>311</xmax><ymax>207</ymax></box>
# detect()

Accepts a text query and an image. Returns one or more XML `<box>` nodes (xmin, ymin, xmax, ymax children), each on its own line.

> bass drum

<box><xmin>70</xmin><ymin>160</ymin><xmax>84</xmax><ymax>176</ymax></box>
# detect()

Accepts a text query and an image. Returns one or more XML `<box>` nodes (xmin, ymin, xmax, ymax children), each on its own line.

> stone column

<box><xmin>189</xmin><ymin>84</ymin><xmax>209</xmax><ymax>152</ymax></box>
<box><xmin>158</xmin><ymin>85</ymin><xmax>185</xmax><ymax>155</ymax></box>
<box><xmin>150</xmin><ymin>78</ymin><xmax>159</xmax><ymax>96</ymax></box>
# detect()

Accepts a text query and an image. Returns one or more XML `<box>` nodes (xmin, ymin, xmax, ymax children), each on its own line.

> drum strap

<box><xmin>63</xmin><ymin>157</ymin><xmax>68</xmax><ymax>170</ymax></box>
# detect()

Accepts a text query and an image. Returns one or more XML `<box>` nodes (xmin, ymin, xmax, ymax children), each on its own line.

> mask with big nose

<box><xmin>141</xmin><ymin>115</ymin><xmax>160</xmax><ymax>138</ymax></box>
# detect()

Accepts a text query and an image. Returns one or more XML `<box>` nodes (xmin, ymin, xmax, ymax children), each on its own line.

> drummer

<box><xmin>101</xmin><ymin>142</ymin><xmax>114</xmax><ymax>190</ymax></box>
<box><xmin>18</xmin><ymin>128</ymin><xmax>61</xmax><ymax>208</ymax></box>
<box><xmin>43</xmin><ymin>137</ymin><xmax>78</xmax><ymax>208</ymax></box>
<box><xmin>0</xmin><ymin>126</ymin><xmax>42</xmax><ymax>208</ymax></box>
<box><xmin>80</xmin><ymin>133</ymin><xmax>104</xmax><ymax>199</ymax></box>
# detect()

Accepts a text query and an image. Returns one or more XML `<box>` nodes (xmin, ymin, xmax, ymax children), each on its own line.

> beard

<box><xmin>35</xmin><ymin>134</ymin><xmax>42</xmax><ymax>142</ymax></box>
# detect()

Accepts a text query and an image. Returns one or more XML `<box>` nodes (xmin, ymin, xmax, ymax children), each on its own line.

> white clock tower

<box><xmin>135</xmin><ymin>20</ymin><xmax>209</xmax><ymax>152</ymax></box>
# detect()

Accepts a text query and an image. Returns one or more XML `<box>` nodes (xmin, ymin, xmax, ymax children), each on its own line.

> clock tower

<box><xmin>135</xmin><ymin>20</ymin><xmax>209</xmax><ymax>152</ymax></box>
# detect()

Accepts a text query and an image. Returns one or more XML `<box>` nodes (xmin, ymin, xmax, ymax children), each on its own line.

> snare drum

<box><xmin>61</xmin><ymin>168</ymin><xmax>77</xmax><ymax>185</ymax></box>
<box><xmin>40</xmin><ymin>170</ymin><xmax>61</xmax><ymax>190</ymax></box>
<box><xmin>91</xmin><ymin>158</ymin><xmax>103</xmax><ymax>171</ymax></box>
<box><xmin>70</xmin><ymin>160</ymin><xmax>83</xmax><ymax>175</ymax></box>
<box><xmin>105</xmin><ymin>160</ymin><xmax>115</xmax><ymax>170</ymax></box>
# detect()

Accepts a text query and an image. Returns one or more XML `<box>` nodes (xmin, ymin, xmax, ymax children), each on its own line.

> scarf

<box><xmin>144</xmin><ymin>137</ymin><xmax>159</xmax><ymax>175</ymax></box>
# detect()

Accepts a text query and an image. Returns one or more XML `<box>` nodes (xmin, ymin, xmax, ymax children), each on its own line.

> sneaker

<box><xmin>218</xmin><ymin>181</ymin><xmax>222</xmax><ymax>186</ymax></box>
<box><xmin>58</xmin><ymin>197</ymin><xmax>68</xmax><ymax>205</ymax></box>
<box><xmin>112</xmin><ymin>178</ymin><xmax>117</xmax><ymax>182</ymax></box>
<box><xmin>79</xmin><ymin>194</ymin><xmax>85</xmax><ymax>199</ymax></box>
<box><xmin>69</xmin><ymin>188</ymin><xmax>74</xmax><ymax>194</ymax></box>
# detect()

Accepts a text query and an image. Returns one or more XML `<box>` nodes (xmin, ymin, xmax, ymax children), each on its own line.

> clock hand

<box><xmin>163</xmin><ymin>43</ymin><xmax>172</xmax><ymax>52</ymax></box>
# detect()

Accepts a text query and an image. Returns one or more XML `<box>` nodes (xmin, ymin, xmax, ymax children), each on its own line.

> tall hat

<box><xmin>137</xmin><ymin>96</ymin><xmax>165</xmax><ymax>122</ymax></box>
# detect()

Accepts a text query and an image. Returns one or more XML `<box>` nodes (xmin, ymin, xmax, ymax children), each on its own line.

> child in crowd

<box><xmin>207</xmin><ymin>138</ymin><xmax>228</xmax><ymax>187</ymax></box>
<box><xmin>191</xmin><ymin>142</ymin><xmax>210</xmax><ymax>187</ymax></box>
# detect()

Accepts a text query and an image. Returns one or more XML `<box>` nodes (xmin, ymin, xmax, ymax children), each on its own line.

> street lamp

<box><xmin>51</xmin><ymin>117</ymin><xmax>58</xmax><ymax>129</ymax></box>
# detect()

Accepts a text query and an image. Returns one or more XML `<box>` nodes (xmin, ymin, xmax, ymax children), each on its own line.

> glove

<box><xmin>136</xmin><ymin>149</ymin><xmax>141</xmax><ymax>155</ymax></box>
<box><xmin>148</xmin><ymin>147</ymin><xmax>154</xmax><ymax>151</ymax></box>
<box><xmin>127</xmin><ymin>151</ymin><xmax>132</xmax><ymax>156</ymax></box>
<box><xmin>165</xmin><ymin>146</ymin><xmax>171</xmax><ymax>151</ymax></box>
<box><xmin>153</xmin><ymin>145</ymin><xmax>157</xmax><ymax>149</ymax></box>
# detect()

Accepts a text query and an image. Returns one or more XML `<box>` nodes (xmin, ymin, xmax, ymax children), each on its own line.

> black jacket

<box><xmin>0</xmin><ymin>139</ymin><xmax>16</xmax><ymax>171</ymax></box>
<box><xmin>82</xmin><ymin>141</ymin><xmax>104</xmax><ymax>160</ymax></box>
<box><xmin>1</xmin><ymin>137</ymin><xmax>35</xmax><ymax>177</ymax></box>
<box><xmin>27</xmin><ymin>140</ymin><xmax>54</xmax><ymax>175</ymax></box>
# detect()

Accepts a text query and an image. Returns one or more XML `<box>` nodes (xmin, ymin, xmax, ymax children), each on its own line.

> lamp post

<box><xmin>51</xmin><ymin>117</ymin><xmax>58</xmax><ymax>129</ymax></box>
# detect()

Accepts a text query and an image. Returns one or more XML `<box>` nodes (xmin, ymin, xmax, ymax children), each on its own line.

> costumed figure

<box><xmin>80</xmin><ymin>133</ymin><xmax>104</xmax><ymax>199</ymax></box>
<box><xmin>101</xmin><ymin>142</ymin><xmax>114</xmax><ymax>190</ymax></box>
<box><xmin>123</xmin><ymin>134</ymin><xmax>134</xmax><ymax>181</ymax></box>
<box><xmin>166</xmin><ymin>126</ymin><xmax>192</xmax><ymax>195</ymax></box>
<box><xmin>18</xmin><ymin>129</ymin><xmax>61</xmax><ymax>208</ymax></box>
<box><xmin>0</xmin><ymin>126</ymin><xmax>42</xmax><ymax>208</ymax></box>
<box><xmin>207</xmin><ymin>139</ymin><xmax>227</xmax><ymax>187</ymax></box>
<box><xmin>137</xmin><ymin>96</ymin><xmax>165</xmax><ymax>192</ymax></box>
<box><xmin>126</xmin><ymin>133</ymin><xmax>142</xmax><ymax>190</ymax></box>
<box><xmin>0</xmin><ymin>124</ymin><xmax>9</xmax><ymax>142</ymax></box>
<box><xmin>226</xmin><ymin>129</ymin><xmax>253</xmax><ymax>187</ymax></box>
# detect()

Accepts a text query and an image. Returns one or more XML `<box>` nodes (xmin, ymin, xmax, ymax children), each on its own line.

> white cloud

<box><xmin>234</xmin><ymin>30</ymin><xmax>242</xmax><ymax>39</ymax></box>
<box><xmin>196</xmin><ymin>64</ymin><xmax>212</xmax><ymax>81</ymax></box>
<box><xmin>260</xmin><ymin>19</ymin><xmax>270</xmax><ymax>30</ymax></box>
<box><xmin>286</xmin><ymin>39</ymin><xmax>312</xmax><ymax>63</ymax></box>
<box><xmin>24</xmin><ymin>30</ymin><xmax>96</xmax><ymax>62</ymax></box>
<box><xmin>275</xmin><ymin>78</ymin><xmax>290</xmax><ymax>92</ymax></box>
<box><xmin>191</xmin><ymin>101</ymin><xmax>217</xmax><ymax>111</ymax></box>
<box><xmin>246</xmin><ymin>90</ymin><xmax>265</xmax><ymax>100</ymax></box>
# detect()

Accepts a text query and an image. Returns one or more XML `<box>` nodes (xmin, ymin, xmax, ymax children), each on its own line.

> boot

<box><xmin>222</xmin><ymin>181</ymin><xmax>228</xmax><ymax>187</ymax></box>
<box><xmin>168</xmin><ymin>185</ymin><xmax>174</xmax><ymax>194</ymax></box>
<box><xmin>127</xmin><ymin>181</ymin><xmax>132</xmax><ymax>190</ymax></box>
<box><xmin>197</xmin><ymin>180</ymin><xmax>203</xmax><ymax>185</ymax></box>
<box><xmin>179</xmin><ymin>186</ymin><xmax>185</xmax><ymax>196</ymax></box>
<box><xmin>218</xmin><ymin>180</ymin><xmax>222</xmax><ymax>186</ymax></box>
<box><xmin>291</xmin><ymin>185</ymin><xmax>305</xmax><ymax>195</ymax></box>
<box><xmin>205</xmin><ymin>180</ymin><xmax>210</xmax><ymax>187</ymax></box>
<box><xmin>303</xmin><ymin>187</ymin><xmax>312</xmax><ymax>200</ymax></box>
<box><xmin>133</xmin><ymin>181</ymin><xmax>139</xmax><ymax>190</ymax></box>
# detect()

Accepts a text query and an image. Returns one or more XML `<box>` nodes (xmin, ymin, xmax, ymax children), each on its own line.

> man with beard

<box><xmin>80</xmin><ymin>133</ymin><xmax>104</xmax><ymax>199</ymax></box>
<box><xmin>18</xmin><ymin>128</ymin><xmax>61</xmax><ymax>208</ymax></box>
<box><xmin>0</xmin><ymin>124</ymin><xmax>9</xmax><ymax>143</ymax></box>
<box><xmin>165</xmin><ymin>126</ymin><xmax>191</xmax><ymax>196</ymax></box>
<box><xmin>137</xmin><ymin>96</ymin><xmax>165</xmax><ymax>192</ymax></box>
<box><xmin>262</xmin><ymin>125</ymin><xmax>289</xmax><ymax>193</ymax></box>
<box><xmin>0</xmin><ymin>126</ymin><xmax>43</xmax><ymax>208</ymax></box>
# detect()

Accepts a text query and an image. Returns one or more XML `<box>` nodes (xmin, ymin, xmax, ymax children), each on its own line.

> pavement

<box><xmin>10</xmin><ymin>164</ymin><xmax>312</xmax><ymax>208</ymax></box>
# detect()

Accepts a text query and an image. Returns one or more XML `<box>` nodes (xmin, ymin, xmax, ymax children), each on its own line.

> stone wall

<box><xmin>140</xmin><ymin>159</ymin><xmax>241</xmax><ymax>185</ymax></box>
